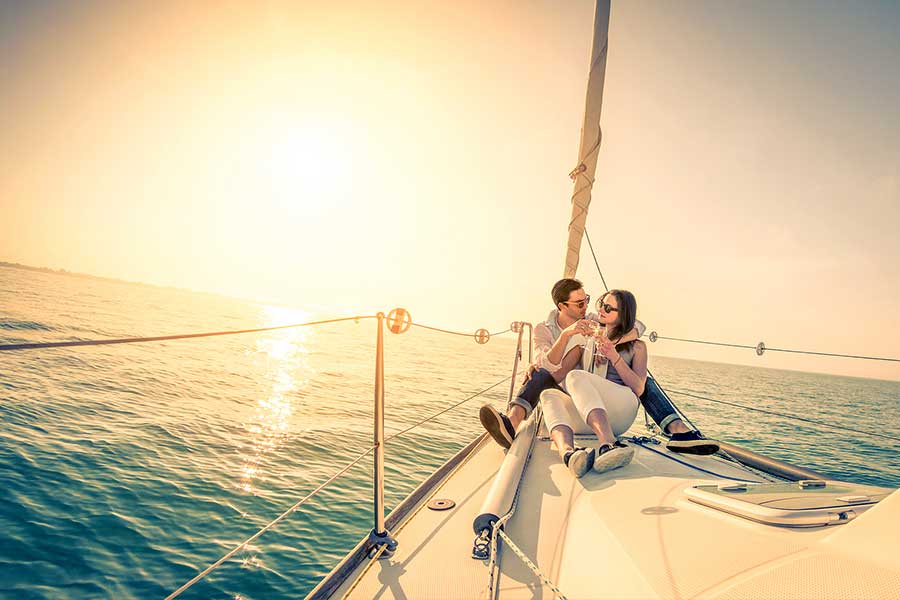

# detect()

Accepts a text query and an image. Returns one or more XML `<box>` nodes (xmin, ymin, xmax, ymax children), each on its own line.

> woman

<box><xmin>541</xmin><ymin>289</ymin><xmax>647</xmax><ymax>477</ymax></box>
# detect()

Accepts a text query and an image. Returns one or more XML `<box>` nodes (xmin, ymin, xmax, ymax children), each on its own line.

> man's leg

<box><xmin>665</xmin><ymin>419</ymin><xmax>691</xmax><ymax>435</ymax></box>
<box><xmin>508</xmin><ymin>404</ymin><xmax>527</xmax><ymax>430</ymax></box>
<box><xmin>480</xmin><ymin>368</ymin><xmax>559</xmax><ymax>449</ymax></box>
<box><xmin>640</xmin><ymin>377</ymin><xmax>719</xmax><ymax>455</ymax></box>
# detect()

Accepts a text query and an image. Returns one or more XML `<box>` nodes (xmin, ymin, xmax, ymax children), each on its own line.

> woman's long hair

<box><xmin>601</xmin><ymin>289</ymin><xmax>637</xmax><ymax>353</ymax></box>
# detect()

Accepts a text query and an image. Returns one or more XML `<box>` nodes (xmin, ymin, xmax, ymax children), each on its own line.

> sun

<box><xmin>241</xmin><ymin>110</ymin><xmax>362</xmax><ymax>221</ymax></box>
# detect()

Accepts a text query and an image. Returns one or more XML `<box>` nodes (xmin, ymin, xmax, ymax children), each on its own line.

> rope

<box><xmin>666</xmin><ymin>388</ymin><xmax>900</xmax><ymax>445</ymax></box>
<box><xmin>584</xmin><ymin>229</ymin><xmax>609</xmax><ymax>293</ymax></box>
<box><xmin>627</xmin><ymin>437</ymin><xmax>758</xmax><ymax>482</ymax></box>
<box><xmin>165</xmin><ymin>445</ymin><xmax>376</xmax><ymax>600</ymax></box>
<box><xmin>653</xmin><ymin>335</ymin><xmax>900</xmax><ymax>363</ymax></box>
<box><xmin>385</xmin><ymin>376</ymin><xmax>511</xmax><ymax>442</ymax></box>
<box><xmin>411</xmin><ymin>323</ymin><xmax>510</xmax><ymax>338</ymax></box>
<box><xmin>496</xmin><ymin>529</ymin><xmax>569</xmax><ymax>600</ymax></box>
<box><xmin>0</xmin><ymin>315</ymin><xmax>377</xmax><ymax>352</ymax></box>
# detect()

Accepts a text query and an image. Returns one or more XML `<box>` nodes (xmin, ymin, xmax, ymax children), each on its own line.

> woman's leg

<box><xmin>565</xmin><ymin>371</ymin><xmax>640</xmax><ymax>474</ymax></box>
<box><xmin>541</xmin><ymin>389</ymin><xmax>594</xmax><ymax>478</ymax></box>
<box><xmin>585</xmin><ymin>407</ymin><xmax>616</xmax><ymax>448</ymax></box>
<box><xmin>566</xmin><ymin>370</ymin><xmax>640</xmax><ymax>440</ymax></box>
<box><xmin>550</xmin><ymin>424</ymin><xmax>575</xmax><ymax>460</ymax></box>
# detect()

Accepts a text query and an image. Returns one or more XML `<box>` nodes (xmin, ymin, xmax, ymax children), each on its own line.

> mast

<box><xmin>563</xmin><ymin>0</ymin><xmax>611</xmax><ymax>278</ymax></box>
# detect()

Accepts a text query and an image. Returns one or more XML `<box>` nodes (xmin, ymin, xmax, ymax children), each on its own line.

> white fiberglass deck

<box><xmin>327</xmin><ymin>425</ymin><xmax>899</xmax><ymax>600</ymax></box>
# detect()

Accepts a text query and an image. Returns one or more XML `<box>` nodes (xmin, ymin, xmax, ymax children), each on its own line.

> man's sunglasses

<box><xmin>562</xmin><ymin>295</ymin><xmax>590</xmax><ymax>309</ymax></box>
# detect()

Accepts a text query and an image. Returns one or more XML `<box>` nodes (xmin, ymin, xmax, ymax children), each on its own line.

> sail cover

<box><xmin>563</xmin><ymin>0</ymin><xmax>611</xmax><ymax>278</ymax></box>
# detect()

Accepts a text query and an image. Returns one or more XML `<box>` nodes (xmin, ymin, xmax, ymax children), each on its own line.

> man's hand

<box><xmin>563</xmin><ymin>319</ymin><xmax>598</xmax><ymax>338</ymax></box>
<box><xmin>522</xmin><ymin>363</ymin><xmax>538</xmax><ymax>383</ymax></box>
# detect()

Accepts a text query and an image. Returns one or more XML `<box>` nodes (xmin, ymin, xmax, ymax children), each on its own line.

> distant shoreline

<box><xmin>0</xmin><ymin>259</ymin><xmax>315</xmax><ymax>317</ymax></box>
<box><xmin>0</xmin><ymin>260</ymin><xmax>231</xmax><ymax>300</ymax></box>
<box><xmin>0</xmin><ymin>260</ymin><xmax>143</xmax><ymax>287</ymax></box>
<box><xmin>3</xmin><ymin>260</ymin><xmax>896</xmax><ymax>384</ymax></box>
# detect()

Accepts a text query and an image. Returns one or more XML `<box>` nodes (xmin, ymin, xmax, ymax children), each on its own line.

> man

<box><xmin>479</xmin><ymin>278</ymin><xmax>719</xmax><ymax>455</ymax></box>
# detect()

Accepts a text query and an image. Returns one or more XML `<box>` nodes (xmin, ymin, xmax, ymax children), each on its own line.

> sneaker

<box><xmin>666</xmin><ymin>431</ymin><xmax>720</xmax><ymax>455</ymax></box>
<box><xmin>563</xmin><ymin>447</ymin><xmax>596</xmax><ymax>479</ymax></box>
<box><xmin>479</xmin><ymin>404</ymin><xmax>516</xmax><ymax>449</ymax></box>
<box><xmin>592</xmin><ymin>440</ymin><xmax>634</xmax><ymax>474</ymax></box>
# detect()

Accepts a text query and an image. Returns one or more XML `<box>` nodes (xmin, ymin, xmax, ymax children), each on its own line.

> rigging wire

<box><xmin>411</xmin><ymin>323</ymin><xmax>511</xmax><ymax>338</ymax></box>
<box><xmin>0</xmin><ymin>315</ymin><xmax>378</xmax><ymax>352</ymax></box>
<box><xmin>164</xmin><ymin>445</ymin><xmax>376</xmax><ymax>600</ymax></box>
<box><xmin>583</xmin><ymin>229</ymin><xmax>609</xmax><ymax>293</ymax></box>
<box><xmin>0</xmin><ymin>318</ymin><xmax>512</xmax><ymax>353</ymax></box>
<box><xmin>666</xmin><ymin>387</ymin><xmax>900</xmax><ymax>445</ymax></box>
<box><xmin>386</xmin><ymin>376</ymin><xmax>511</xmax><ymax>442</ymax></box>
<box><xmin>652</xmin><ymin>335</ymin><xmax>900</xmax><ymax>363</ymax></box>
<box><xmin>583</xmin><ymin>226</ymin><xmax>897</xmax><ymax>364</ymax></box>
<box><xmin>627</xmin><ymin>437</ymin><xmax>759</xmax><ymax>483</ymax></box>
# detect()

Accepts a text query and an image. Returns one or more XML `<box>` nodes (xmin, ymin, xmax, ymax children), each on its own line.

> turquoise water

<box><xmin>1</xmin><ymin>265</ymin><xmax>898</xmax><ymax>599</ymax></box>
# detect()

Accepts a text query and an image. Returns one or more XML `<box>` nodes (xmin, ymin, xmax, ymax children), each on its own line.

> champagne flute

<box><xmin>590</xmin><ymin>320</ymin><xmax>607</xmax><ymax>365</ymax></box>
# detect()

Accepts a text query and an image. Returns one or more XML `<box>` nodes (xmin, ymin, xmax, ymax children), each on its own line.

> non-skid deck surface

<box><xmin>332</xmin><ymin>427</ymin><xmax>898</xmax><ymax>599</ymax></box>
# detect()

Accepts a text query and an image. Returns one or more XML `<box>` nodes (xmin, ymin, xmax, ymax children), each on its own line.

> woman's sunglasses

<box><xmin>598</xmin><ymin>301</ymin><xmax>619</xmax><ymax>314</ymax></box>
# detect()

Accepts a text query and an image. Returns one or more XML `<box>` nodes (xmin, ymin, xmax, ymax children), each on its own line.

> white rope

<box><xmin>496</xmin><ymin>529</ymin><xmax>569</xmax><ymax>600</ymax></box>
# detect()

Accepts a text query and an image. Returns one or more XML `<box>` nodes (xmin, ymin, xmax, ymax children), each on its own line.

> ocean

<box><xmin>1</xmin><ymin>264</ymin><xmax>898</xmax><ymax>599</ymax></box>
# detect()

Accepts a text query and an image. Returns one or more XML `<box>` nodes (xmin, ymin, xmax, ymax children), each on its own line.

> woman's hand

<box><xmin>565</xmin><ymin>319</ymin><xmax>599</xmax><ymax>337</ymax></box>
<box><xmin>599</xmin><ymin>338</ymin><xmax>620</xmax><ymax>364</ymax></box>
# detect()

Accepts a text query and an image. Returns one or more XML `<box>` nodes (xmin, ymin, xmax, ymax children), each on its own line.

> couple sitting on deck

<box><xmin>479</xmin><ymin>278</ymin><xmax>719</xmax><ymax>478</ymax></box>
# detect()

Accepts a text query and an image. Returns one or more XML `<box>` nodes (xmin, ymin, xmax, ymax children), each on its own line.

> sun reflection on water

<box><xmin>238</xmin><ymin>304</ymin><xmax>311</xmax><ymax>496</ymax></box>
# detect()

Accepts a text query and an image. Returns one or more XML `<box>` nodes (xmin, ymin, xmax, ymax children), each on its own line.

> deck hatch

<box><xmin>686</xmin><ymin>481</ymin><xmax>892</xmax><ymax>527</ymax></box>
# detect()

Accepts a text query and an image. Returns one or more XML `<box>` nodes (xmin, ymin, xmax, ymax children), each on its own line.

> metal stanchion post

<box><xmin>368</xmin><ymin>312</ymin><xmax>398</xmax><ymax>558</ymax></box>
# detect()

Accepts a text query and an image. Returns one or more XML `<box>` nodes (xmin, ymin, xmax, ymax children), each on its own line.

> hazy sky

<box><xmin>2</xmin><ymin>1</ymin><xmax>898</xmax><ymax>381</ymax></box>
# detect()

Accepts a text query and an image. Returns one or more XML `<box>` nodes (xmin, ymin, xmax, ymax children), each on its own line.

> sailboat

<box><xmin>301</xmin><ymin>2</ymin><xmax>900</xmax><ymax>598</ymax></box>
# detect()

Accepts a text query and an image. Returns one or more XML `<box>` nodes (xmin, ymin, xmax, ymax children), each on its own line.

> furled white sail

<box><xmin>563</xmin><ymin>0</ymin><xmax>611</xmax><ymax>278</ymax></box>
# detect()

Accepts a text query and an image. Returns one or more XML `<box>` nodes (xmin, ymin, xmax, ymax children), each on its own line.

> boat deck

<box><xmin>325</xmin><ymin>424</ymin><xmax>899</xmax><ymax>599</ymax></box>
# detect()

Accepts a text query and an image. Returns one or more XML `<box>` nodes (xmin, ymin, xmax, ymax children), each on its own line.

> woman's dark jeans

<box><xmin>509</xmin><ymin>368</ymin><xmax>681</xmax><ymax>432</ymax></box>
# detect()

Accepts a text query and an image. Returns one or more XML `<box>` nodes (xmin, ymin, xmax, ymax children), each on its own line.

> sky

<box><xmin>1</xmin><ymin>1</ymin><xmax>898</xmax><ymax>381</ymax></box>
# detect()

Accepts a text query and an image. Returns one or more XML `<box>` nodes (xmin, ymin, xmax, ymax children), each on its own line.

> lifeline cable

<box><xmin>164</xmin><ymin>445</ymin><xmax>376</xmax><ymax>600</ymax></box>
<box><xmin>411</xmin><ymin>323</ymin><xmax>511</xmax><ymax>338</ymax></box>
<box><xmin>578</xmin><ymin>231</ymin><xmax>899</xmax><ymax>365</ymax></box>
<box><xmin>385</xmin><ymin>376</ymin><xmax>511</xmax><ymax>442</ymax></box>
<box><xmin>652</xmin><ymin>335</ymin><xmax>900</xmax><ymax>363</ymax></box>
<box><xmin>0</xmin><ymin>318</ymin><xmax>512</xmax><ymax>352</ymax></box>
<box><xmin>666</xmin><ymin>387</ymin><xmax>900</xmax><ymax>445</ymax></box>
<box><xmin>0</xmin><ymin>315</ymin><xmax>378</xmax><ymax>352</ymax></box>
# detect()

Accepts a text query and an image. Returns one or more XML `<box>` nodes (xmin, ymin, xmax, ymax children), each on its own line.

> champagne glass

<box><xmin>590</xmin><ymin>320</ymin><xmax>607</xmax><ymax>365</ymax></box>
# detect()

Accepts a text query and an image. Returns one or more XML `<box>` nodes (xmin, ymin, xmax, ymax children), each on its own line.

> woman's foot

<box><xmin>563</xmin><ymin>447</ymin><xmax>596</xmax><ymax>478</ymax></box>
<box><xmin>592</xmin><ymin>440</ymin><xmax>634</xmax><ymax>474</ymax></box>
